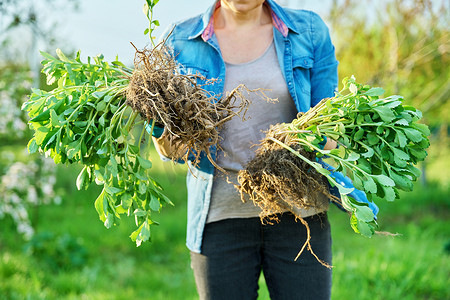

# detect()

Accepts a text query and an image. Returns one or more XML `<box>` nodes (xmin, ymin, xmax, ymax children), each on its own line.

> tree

<box><xmin>327</xmin><ymin>0</ymin><xmax>449</xmax><ymax>127</ymax></box>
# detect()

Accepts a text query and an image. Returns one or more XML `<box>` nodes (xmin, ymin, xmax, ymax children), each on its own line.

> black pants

<box><xmin>190</xmin><ymin>213</ymin><xmax>332</xmax><ymax>300</ymax></box>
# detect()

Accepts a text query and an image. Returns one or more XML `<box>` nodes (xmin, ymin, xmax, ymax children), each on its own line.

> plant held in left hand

<box><xmin>238</xmin><ymin>76</ymin><xmax>430</xmax><ymax>238</ymax></box>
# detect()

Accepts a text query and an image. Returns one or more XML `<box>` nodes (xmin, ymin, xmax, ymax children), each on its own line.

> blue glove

<box><xmin>145</xmin><ymin>122</ymin><xmax>165</xmax><ymax>138</ymax></box>
<box><xmin>318</xmin><ymin>136</ymin><xmax>327</xmax><ymax>150</ymax></box>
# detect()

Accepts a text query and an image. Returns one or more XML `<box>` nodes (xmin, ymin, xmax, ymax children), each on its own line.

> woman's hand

<box><xmin>322</xmin><ymin>138</ymin><xmax>338</xmax><ymax>150</ymax></box>
<box><xmin>152</xmin><ymin>131</ymin><xmax>188</xmax><ymax>160</ymax></box>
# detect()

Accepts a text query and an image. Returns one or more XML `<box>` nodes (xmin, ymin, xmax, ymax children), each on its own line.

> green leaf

<box><xmin>50</xmin><ymin>109</ymin><xmax>61</xmax><ymax>127</ymax></box>
<box><xmin>109</xmin><ymin>155</ymin><xmax>118</xmax><ymax>177</ymax></box>
<box><xmin>138</xmin><ymin>181</ymin><xmax>147</xmax><ymax>194</ymax></box>
<box><xmin>27</xmin><ymin>138</ymin><xmax>39</xmax><ymax>154</ymax></box>
<box><xmin>403</xmin><ymin>128</ymin><xmax>423</xmax><ymax>143</ymax></box>
<box><xmin>76</xmin><ymin>166</ymin><xmax>90</xmax><ymax>190</ymax></box>
<box><xmin>159</xmin><ymin>192</ymin><xmax>174</xmax><ymax>206</ymax></box>
<box><xmin>360</xmin><ymin>143</ymin><xmax>375</xmax><ymax>158</ymax></box>
<box><xmin>406</xmin><ymin>165</ymin><xmax>421</xmax><ymax>179</ymax></box>
<box><xmin>134</xmin><ymin>209</ymin><xmax>147</xmax><ymax>217</ymax></box>
<box><xmin>373</xmin><ymin>106</ymin><xmax>396</xmax><ymax>123</ymax></box>
<box><xmin>394</xmin><ymin>118</ymin><xmax>409</xmax><ymax>126</ymax></box>
<box><xmin>409</xmin><ymin>146</ymin><xmax>428</xmax><ymax>161</ymax></box>
<box><xmin>336</xmin><ymin>183</ymin><xmax>354</xmax><ymax>195</ymax></box>
<box><xmin>392</xmin><ymin>147</ymin><xmax>410</xmax><ymax>161</ymax></box>
<box><xmin>375</xmin><ymin>174</ymin><xmax>395</xmax><ymax>187</ymax></box>
<box><xmin>340</xmin><ymin>194</ymin><xmax>354</xmax><ymax>211</ymax></box>
<box><xmin>56</xmin><ymin>48</ymin><xmax>70</xmax><ymax>62</ymax></box>
<box><xmin>94</xmin><ymin>190</ymin><xmax>107</xmax><ymax>222</ymax></box>
<box><xmin>346</xmin><ymin>152</ymin><xmax>360</xmax><ymax>161</ymax></box>
<box><xmin>389</xmin><ymin>170</ymin><xmax>413</xmax><ymax>191</ymax></box>
<box><xmin>144</xmin><ymin>28</ymin><xmax>149</xmax><ymax>35</ymax></box>
<box><xmin>366</xmin><ymin>132</ymin><xmax>379</xmax><ymax>145</ymax></box>
<box><xmin>354</xmin><ymin>128</ymin><xmax>364</xmax><ymax>141</ymax></box>
<box><xmin>382</xmin><ymin>185</ymin><xmax>396</xmax><ymax>202</ymax></box>
<box><xmin>35</xmin><ymin>126</ymin><xmax>50</xmax><ymax>145</ymax></box>
<box><xmin>352</xmin><ymin>174</ymin><xmax>364</xmax><ymax>190</ymax></box>
<box><xmin>134</xmin><ymin>219</ymin><xmax>151</xmax><ymax>247</ymax></box>
<box><xmin>350</xmin><ymin>213</ymin><xmax>359</xmax><ymax>233</ymax></box>
<box><xmin>411</xmin><ymin>123</ymin><xmax>430</xmax><ymax>136</ymax></box>
<box><xmin>67</xmin><ymin>141</ymin><xmax>81</xmax><ymax>160</ymax></box>
<box><xmin>356</xmin><ymin>158</ymin><xmax>372</xmax><ymax>173</ymax></box>
<box><xmin>363</xmin><ymin>176</ymin><xmax>377</xmax><ymax>194</ymax></box>
<box><xmin>395</xmin><ymin>130</ymin><xmax>408</xmax><ymax>148</ymax></box>
<box><xmin>40</xmin><ymin>51</ymin><xmax>58</xmax><ymax>61</ymax></box>
<box><xmin>393</xmin><ymin>155</ymin><xmax>408</xmax><ymax>168</ymax></box>
<box><xmin>30</xmin><ymin>108</ymin><xmax>51</xmax><ymax>123</ymax></box>
<box><xmin>149</xmin><ymin>193</ymin><xmax>161</xmax><ymax>212</ymax></box>
<box><xmin>137</xmin><ymin>156</ymin><xmax>152</xmax><ymax>169</ymax></box>
<box><xmin>104</xmin><ymin>213</ymin><xmax>114</xmax><ymax>229</ymax></box>
<box><xmin>135</xmin><ymin>168</ymin><xmax>149</xmax><ymax>181</ymax></box>
<box><xmin>106</xmin><ymin>186</ymin><xmax>122</xmax><ymax>195</ymax></box>
<box><xmin>364</xmin><ymin>87</ymin><xmax>384</xmax><ymax>97</ymax></box>
<box><xmin>355</xmin><ymin>205</ymin><xmax>375</xmax><ymax>222</ymax></box>
<box><xmin>356</xmin><ymin>219</ymin><xmax>375</xmax><ymax>237</ymax></box>
<box><xmin>121</xmin><ymin>193</ymin><xmax>133</xmax><ymax>209</ymax></box>
<box><xmin>96</xmin><ymin>100</ymin><xmax>107</xmax><ymax>112</ymax></box>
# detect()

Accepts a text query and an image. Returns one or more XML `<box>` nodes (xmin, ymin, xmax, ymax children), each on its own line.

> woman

<box><xmin>153</xmin><ymin>0</ymin><xmax>340</xmax><ymax>299</ymax></box>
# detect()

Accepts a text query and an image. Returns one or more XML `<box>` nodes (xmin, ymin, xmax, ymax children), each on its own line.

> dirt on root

<box><xmin>236</xmin><ymin>138</ymin><xmax>330</xmax><ymax>220</ymax></box>
<box><xmin>236</xmin><ymin>129</ymin><xmax>334</xmax><ymax>267</ymax></box>
<box><xmin>126</xmin><ymin>43</ymin><xmax>253</xmax><ymax>171</ymax></box>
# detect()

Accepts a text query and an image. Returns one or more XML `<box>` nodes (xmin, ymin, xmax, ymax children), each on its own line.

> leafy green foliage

<box><xmin>21</xmin><ymin>49</ymin><xmax>172</xmax><ymax>246</ymax></box>
<box><xmin>279</xmin><ymin>76</ymin><xmax>430</xmax><ymax>237</ymax></box>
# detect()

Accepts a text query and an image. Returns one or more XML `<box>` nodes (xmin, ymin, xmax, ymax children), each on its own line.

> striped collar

<box><xmin>200</xmin><ymin>1</ymin><xmax>290</xmax><ymax>42</ymax></box>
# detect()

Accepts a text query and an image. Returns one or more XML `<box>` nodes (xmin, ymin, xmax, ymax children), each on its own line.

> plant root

<box><xmin>126</xmin><ymin>42</ymin><xmax>261</xmax><ymax>171</ymax></box>
<box><xmin>236</xmin><ymin>128</ymin><xmax>334</xmax><ymax>267</ymax></box>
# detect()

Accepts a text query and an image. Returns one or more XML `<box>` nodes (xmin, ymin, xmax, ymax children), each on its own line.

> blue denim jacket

<box><xmin>161</xmin><ymin>0</ymin><xmax>378</xmax><ymax>253</ymax></box>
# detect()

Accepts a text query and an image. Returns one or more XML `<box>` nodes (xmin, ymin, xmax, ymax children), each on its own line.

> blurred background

<box><xmin>0</xmin><ymin>0</ymin><xmax>449</xmax><ymax>299</ymax></box>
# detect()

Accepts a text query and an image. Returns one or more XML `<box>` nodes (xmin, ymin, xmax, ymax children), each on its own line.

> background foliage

<box><xmin>0</xmin><ymin>0</ymin><xmax>449</xmax><ymax>299</ymax></box>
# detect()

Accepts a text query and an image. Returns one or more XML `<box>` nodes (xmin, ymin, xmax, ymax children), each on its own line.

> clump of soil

<box><xmin>236</xmin><ymin>130</ymin><xmax>330</xmax><ymax>219</ymax></box>
<box><xmin>236</xmin><ymin>127</ymin><xmax>335</xmax><ymax>267</ymax></box>
<box><xmin>126</xmin><ymin>43</ymin><xmax>251</xmax><ymax>171</ymax></box>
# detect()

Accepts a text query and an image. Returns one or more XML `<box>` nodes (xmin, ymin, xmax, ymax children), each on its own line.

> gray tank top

<box><xmin>207</xmin><ymin>41</ymin><xmax>324</xmax><ymax>223</ymax></box>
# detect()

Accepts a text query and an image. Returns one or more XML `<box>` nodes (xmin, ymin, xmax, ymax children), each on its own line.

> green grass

<box><xmin>1</xmin><ymin>149</ymin><xmax>449</xmax><ymax>299</ymax></box>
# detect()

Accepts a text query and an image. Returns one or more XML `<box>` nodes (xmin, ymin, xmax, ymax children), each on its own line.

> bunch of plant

<box><xmin>21</xmin><ymin>0</ymin><xmax>252</xmax><ymax>246</ymax></box>
<box><xmin>126</xmin><ymin>44</ymin><xmax>253</xmax><ymax>172</ymax></box>
<box><xmin>237</xmin><ymin>76</ymin><xmax>430</xmax><ymax>266</ymax></box>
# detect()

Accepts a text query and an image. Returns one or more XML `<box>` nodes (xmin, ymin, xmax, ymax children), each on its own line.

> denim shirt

<box><xmin>161</xmin><ymin>0</ymin><xmax>378</xmax><ymax>253</ymax></box>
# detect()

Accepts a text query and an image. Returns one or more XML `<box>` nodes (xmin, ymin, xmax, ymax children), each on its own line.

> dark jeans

<box><xmin>190</xmin><ymin>212</ymin><xmax>332</xmax><ymax>300</ymax></box>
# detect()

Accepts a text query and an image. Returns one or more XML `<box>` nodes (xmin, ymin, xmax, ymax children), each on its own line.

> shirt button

<box><xmin>288</xmin><ymin>82</ymin><xmax>292</xmax><ymax>86</ymax></box>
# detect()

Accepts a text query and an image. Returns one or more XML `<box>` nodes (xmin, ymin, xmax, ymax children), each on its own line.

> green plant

<box><xmin>142</xmin><ymin>0</ymin><xmax>160</xmax><ymax>45</ymax></box>
<box><xmin>22</xmin><ymin>49</ymin><xmax>172</xmax><ymax>247</ymax></box>
<box><xmin>249</xmin><ymin>76</ymin><xmax>430</xmax><ymax>237</ymax></box>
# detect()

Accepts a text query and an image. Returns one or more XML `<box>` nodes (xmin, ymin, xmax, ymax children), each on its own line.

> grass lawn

<box><xmin>1</xmin><ymin>149</ymin><xmax>449</xmax><ymax>299</ymax></box>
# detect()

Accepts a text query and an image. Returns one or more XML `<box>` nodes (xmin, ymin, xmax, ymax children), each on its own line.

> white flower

<box><xmin>17</xmin><ymin>222</ymin><xmax>34</xmax><ymax>240</ymax></box>
<box><xmin>27</xmin><ymin>186</ymin><xmax>38</xmax><ymax>204</ymax></box>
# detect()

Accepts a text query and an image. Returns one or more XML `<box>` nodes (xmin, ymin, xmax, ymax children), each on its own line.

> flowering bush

<box><xmin>0</xmin><ymin>64</ymin><xmax>60</xmax><ymax>240</ymax></box>
<box><xmin>0</xmin><ymin>65</ymin><xmax>30</xmax><ymax>140</ymax></box>
<box><xmin>0</xmin><ymin>151</ymin><xmax>60</xmax><ymax>239</ymax></box>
